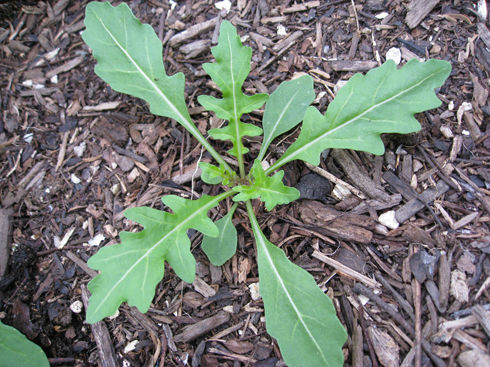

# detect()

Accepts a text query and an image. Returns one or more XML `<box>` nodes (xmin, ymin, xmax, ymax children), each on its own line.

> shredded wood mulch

<box><xmin>1</xmin><ymin>0</ymin><xmax>489</xmax><ymax>366</ymax></box>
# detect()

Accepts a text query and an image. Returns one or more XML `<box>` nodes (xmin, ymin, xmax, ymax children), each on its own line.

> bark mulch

<box><xmin>0</xmin><ymin>0</ymin><xmax>489</xmax><ymax>366</ymax></box>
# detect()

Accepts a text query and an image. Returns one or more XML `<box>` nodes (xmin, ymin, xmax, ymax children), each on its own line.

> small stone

<box><xmin>215</xmin><ymin>0</ymin><xmax>231</xmax><ymax>12</ymax></box>
<box><xmin>249</xmin><ymin>282</ymin><xmax>261</xmax><ymax>301</ymax></box>
<box><xmin>378</xmin><ymin>210</ymin><xmax>399</xmax><ymax>229</ymax></box>
<box><xmin>386</xmin><ymin>47</ymin><xmax>401</xmax><ymax>65</ymax></box>
<box><xmin>124</xmin><ymin>340</ymin><xmax>138</xmax><ymax>354</ymax></box>
<box><xmin>87</xmin><ymin>233</ymin><xmax>105</xmax><ymax>247</ymax></box>
<box><xmin>70</xmin><ymin>174</ymin><xmax>81</xmax><ymax>184</ymax></box>
<box><xmin>73</xmin><ymin>142</ymin><xmax>86</xmax><ymax>157</ymax></box>
<box><xmin>70</xmin><ymin>300</ymin><xmax>83</xmax><ymax>313</ymax></box>
<box><xmin>277</xmin><ymin>24</ymin><xmax>287</xmax><ymax>36</ymax></box>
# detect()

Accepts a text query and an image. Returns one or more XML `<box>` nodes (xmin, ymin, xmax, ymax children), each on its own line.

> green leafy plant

<box><xmin>82</xmin><ymin>2</ymin><xmax>451</xmax><ymax>366</ymax></box>
<box><xmin>0</xmin><ymin>320</ymin><xmax>49</xmax><ymax>367</ymax></box>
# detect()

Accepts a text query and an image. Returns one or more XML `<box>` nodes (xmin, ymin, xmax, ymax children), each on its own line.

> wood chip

<box><xmin>46</xmin><ymin>55</ymin><xmax>85</xmax><ymax>78</ymax></box>
<box><xmin>405</xmin><ymin>0</ymin><xmax>440</xmax><ymax>29</ymax></box>
<box><xmin>0</xmin><ymin>208</ymin><xmax>12</xmax><ymax>277</ymax></box>
<box><xmin>81</xmin><ymin>285</ymin><xmax>118</xmax><ymax>367</ymax></box>
<box><xmin>174</xmin><ymin>311</ymin><xmax>230</xmax><ymax>343</ymax></box>
<box><xmin>395</xmin><ymin>180</ymin><xmax>450</xmax><ymax>223</ymax></box>
<box><xmin>169</xmin><ymin>17</ymin><xmax>218</xmax><ymax>47</ymax></box>
<box><xmin>330</xmin><ymin>60</ymin><xmax>378</xmax><ymax>72</ymax></box>
<box><xmin>82</xmin><ymin>101</ymin><xmax>121</xmax><ymax>112</ymax></box>
<box><xmin>312</xmin><ymin>250</ymin><xmax>381</xmax><ymax>288</ymax></box>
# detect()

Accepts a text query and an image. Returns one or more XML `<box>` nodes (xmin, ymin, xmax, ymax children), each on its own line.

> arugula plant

<box><xmin>82</xmin><ymin>2</ymin><xmax>451</xmax><ymax>366</ymax></box>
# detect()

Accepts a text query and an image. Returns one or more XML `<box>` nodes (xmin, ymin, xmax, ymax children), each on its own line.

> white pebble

<box><xmin>378</xmin><ymin>210</ymin><xmax>399</xmax><ymax>229</ymax></box>
<box><xmin>386</xmin><ymin>47</ymin><xmax>401</xmax><ymax>65</ymax></box>
<box><xmin>249</xmin><ymin>282</ymin><xmax>261</xmax><ymax>301</ymax></box>
<box><xmin>70</xmin><ymin>300</ymin><xmax>83</xmax><ymax>313</ymax></box>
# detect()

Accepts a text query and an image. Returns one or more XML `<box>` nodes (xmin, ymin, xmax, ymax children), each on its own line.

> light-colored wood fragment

<box><xmin>283</xmin><ymin>1</ymin><xmax>320</xmax><ymax>13</ymax></box>
<box><xmin>272</xmin><ymin>30</ymin><xmax>303</xmax><ymax>52</ymax></box>
<box><xmin>261</xmin><ymin>16</ymin><xmax>288</xmax><ymax>24</ymax></box>
<box><xmin>82</xmin><ymin>101</ymin><xmax>121</xmax><ymax>112</ymax></box>
<box><xmin>312</xmin><ymin>250</ymin><xmax>381</xmax><ymax>288</ymax></box>
<box><xmin>193</xmin><ymin>277</ymin><xmax>216</xmax><ymax>298</ymax></box>
<box><xmin>169</xmin><ymin>17</ymin><xmax>217</xmax><ymax>46</ymax></box>
<box><xmin>46</xmin><ymin>55</ymin><xmax>85</xmax><ymax>78</ymax></box>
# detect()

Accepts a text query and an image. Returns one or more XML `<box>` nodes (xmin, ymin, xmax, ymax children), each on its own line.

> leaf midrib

<box><xmin>267</xmin><ymin>69</ymin><xmax>443</xmax><ymax>173</ymax></box>
<box><xmin>92</xmin><ymin>10</ymin><xmax>191</xmax><ymax>132</ymax></box>
<box><xmin>90</xmin><ymin>192</ymin><xmax>228</xmax><ymax>316</ymax></box>
<box><xmin>260</xmin><ymin>89</ymin><xmax>301</xmax><ymax>160</ymax></box>
<box><xmin>249</xmin><ymin>208</ymin><xmax>330</xmax><ymax>366</ymax></box>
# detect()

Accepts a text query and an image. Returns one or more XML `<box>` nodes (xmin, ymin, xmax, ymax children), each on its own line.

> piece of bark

<box><xmin>351</xmin><ymin>320</ymin><xmax>363</xmax><ymax>367</ymax></box>
<box><xmin>472</xmin><ymin>305</ymin><xmax>490</xmax><ymax>337</ymax></box>
<box><xmin>395</xmin><ymin>180</ymin><xmax>450</xmax><ymax>223</ymax></box>
<box><xmin>1</xmin><ymin>162</ymin><xmax>46</xmax><ymax>207</ymax></box>
<box><xmin>169</xmin><ymin>17</ymin><xmax>218</xmax><ymax>47</ymax></box>
<box><xmin>405</xmin><ymin>0</ymin><xmax>440</xmax><ymax>29</ymax></box>
<box><xmin>81</xmin><ymin>285</ymin><xmax>117</xmax><ymax>367</ymax></box>
<box><xmin>0</xmin><ymin>208</ymin><xmax>12</xmax><ymax>277</ymax></box>
<box><xmin>330</xmin><ymin>60</ymin><xmax>378</xmax><ymax>72</ymax></box>
<box><xmin>46</xmin><ymin>55</ymin><xmax>85</xmax><ymax>78</ymax></box>
<box><xmin>66</xmin><ymin>251</ymin><xmax>98</xmax><ymax>278</ymax></box>
<box><xmin>179</xmin><ymin>39</ymin><xmax>210</xmax><ymax>58</ymax></box>
<box><xmin>312</xmin><ymin>251</ymin><xmax>381</xmax><ymax>289</ymax></box>
<box><xmin>298</xmin><ymin>200</ymin><xmax>375</xmax><ymax>244</ymax></box>
<box><xmin>174</xmin><ymin>311</ymin><xmax>230</xmax><ymax>343</ymax></box>
<box><xmin>272</xmin><ymin>30</ymin><xmax>303</xmax><ymax>52</ymax></box>
<box><xmin>332</xmin><ymin>149</ymin><xmax>392</xmax><ymax>202</ymax></box>
<box><xmin>368</xmin><ymin>326</ymin><xmax>400</xmax><ymax>367</ymax></box>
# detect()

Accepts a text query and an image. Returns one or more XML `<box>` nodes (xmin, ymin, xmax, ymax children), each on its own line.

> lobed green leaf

<box><xmin>197</xmin><ymin>20</ymin><xmax>268</xmax><ymax>172</ymax></box>
<box><xmin>0</xmin><ymin>321</ymin><xmax>49</xmax><ymax>367</ymax></box>
<box><xmin>86</xmin><ymin>193</ymin><xmax>231</xmax><ymax>323</ymax></box>
<box><xmin>199</xmin><ymin>162</ymin><xmax>238</xmax><ymax>186</ymax></box>
<box><xmin>267</xmin><ymin>59</ymin><xmax>452</xmax><ymax>172</ymax></box>
<box><xmin>233</xmin><ymin>160</ymin><xmax>299</xmax><ymax>211</ymax></box>
<box><xmin>246</xmin><ymin>202</ymin><xmax>347</xmax><ymax>367</ymax></box>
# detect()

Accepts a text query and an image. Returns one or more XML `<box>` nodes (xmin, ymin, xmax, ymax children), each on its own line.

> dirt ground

<box><xmin>0</xmin><ymin>0</ymin><xmax>489</xmax><ymax>366</ymax></box>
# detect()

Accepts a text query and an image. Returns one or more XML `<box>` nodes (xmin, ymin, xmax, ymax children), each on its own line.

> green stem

<box><xmin>184</xmin><ymin>120</ymin><xmax>234</xmax><ymax>175</ymax></box>
<box><xmin>245</xmin><ymin>200</ymin><xmax>256</xmax><ymax>227</ymax></box>
<box><xmin>264</xmin><ymin>154</ymin><xmax>291</xmax><ymax>176</ymax></box>
<box><xmin>237</xmin><ymin>139</ymin><xmax>246</xmax><ymax>179</ymax></box>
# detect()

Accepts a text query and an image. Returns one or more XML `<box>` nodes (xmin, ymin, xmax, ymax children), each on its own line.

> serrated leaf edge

<box><xmin>266</xmin><ymin>60</ymin><xmax>449</xmax><ymax>173</ymax></box>
<box><xmin>88</xmin><ymin>191</ymin><xmax>232</xmax><ymax>318</ymax></box>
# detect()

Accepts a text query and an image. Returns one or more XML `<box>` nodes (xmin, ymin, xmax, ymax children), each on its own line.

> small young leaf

<box><xmin>0</xmin><ymin>321</ymin><xmax>49</xmax><ymax>367</ymax></box>
<box><xmin>268</xmin><ymin>59</ymin><xmax>452</xmax><ymax>172</ymax></box>
<box><xmin>86</xmin><ymin>192</ymin><xmax>231</xmax><ymax>323</ymax></box>
<box><xmin>246</xmin><ymin>202</ymin><xmax>347</xmax><ymax>367</ymax></box>
<box><xmin>233</xmin><ymin>160</ymin><xmax>299</xmax><ymax>211</ymax></box>
<box><xmin>258</xmin><ymin>75</ymin><xmax>315</xmax><ymax>161</ymax></box>
<box><xmin>197</xmin><ymin>20</ymin><xmax>268</xmax><ymax>173</ymax></box>
<box><xmin>201</xmin><ymin>204</ymin><xmax>238</xmax><ymax>266</ymax></box>
<box><xmin>199</xmin><ymin>162</ymin><xmax>237</xmax><ymax>186</ymax></box>
<box><xmin>82</xmin><ymin>1</ymin><xmax>231</xmax><ymax>173</ymax></box>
